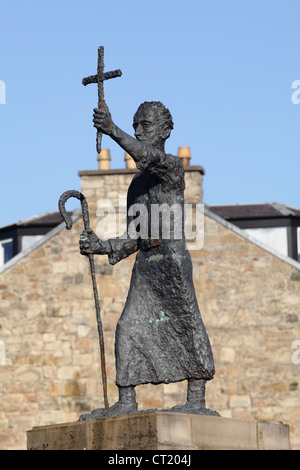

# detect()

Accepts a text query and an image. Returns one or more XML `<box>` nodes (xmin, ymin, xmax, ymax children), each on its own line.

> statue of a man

<box><xmin>79</xmin><ymin>101</ymin><xmax>218</xmax><ymax>419</ymax></box>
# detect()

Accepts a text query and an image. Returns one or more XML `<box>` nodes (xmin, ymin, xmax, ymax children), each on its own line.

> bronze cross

<box><xmin>82</xmin><ymin>46</ymin><xmax>122</xmax><ymax>154</ymax></box>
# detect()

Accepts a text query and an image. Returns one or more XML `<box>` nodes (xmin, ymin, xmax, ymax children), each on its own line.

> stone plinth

<box><xmin>27</xmin><ymin>412</ymin><xmax>290</xmax><ymax>450</ymax></box>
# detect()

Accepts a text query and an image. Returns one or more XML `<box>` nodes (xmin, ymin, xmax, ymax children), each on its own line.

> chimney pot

<box><xmin>178</xmin><ymin>146</ymin><xmax>191</xmax><ymax>166</ymax></box>
<box><xmin>124</xmin><ymin>151</ymin><xmax>136</xmax><ymax>169</ymax></box>
<box><xmin>97</xmin><ymin>148</ymin><xmax>111</xmax><ymax>170</ymax></box>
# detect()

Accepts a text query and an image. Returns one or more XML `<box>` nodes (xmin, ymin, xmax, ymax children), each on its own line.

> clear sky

<box><xmin>1</xmin><ymin>0</ymin><xmax>300</xmax><ymax>227</ymax></box>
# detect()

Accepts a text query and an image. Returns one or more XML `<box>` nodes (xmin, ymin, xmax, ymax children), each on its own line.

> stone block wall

<box><xmin>1</xmin><ymin>164</ymin><xmax>300</xmax><ymax>449</ymax></box>
<box><xmin>193</xmin><ymin>210</ymin><xmax>300</xmax><ymax>449</ymax></box>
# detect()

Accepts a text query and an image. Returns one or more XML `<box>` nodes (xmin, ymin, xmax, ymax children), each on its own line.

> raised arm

<box><xmin>93</xmin><ymin>106</ymin><xmax>164</xmax><ymax>165</ymax></box>
<box><xmin>93</xmin><ymin>104</ymin><xmax>184</xmax><ymax>186</ymax></box>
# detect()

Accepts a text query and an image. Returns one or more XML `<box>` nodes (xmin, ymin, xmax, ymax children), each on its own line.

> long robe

<box><xmin>107</xmin><ymin>152</ymin><xmax>215</xmax><ymax>387</ymax></box>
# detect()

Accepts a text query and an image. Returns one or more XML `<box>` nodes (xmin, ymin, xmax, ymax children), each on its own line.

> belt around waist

<box><xmin>138</xmin><ymin>238</ymin><xmax>184</xmax><ymax>251</ymax></box>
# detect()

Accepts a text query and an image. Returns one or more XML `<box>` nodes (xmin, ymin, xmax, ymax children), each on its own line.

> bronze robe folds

<box><xmin>107</xmin><ymin>152</ymin><xmax>215</xmax><ymax>387</ymax></box>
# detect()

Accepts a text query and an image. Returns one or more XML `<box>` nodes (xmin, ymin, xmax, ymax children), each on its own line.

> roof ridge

<box><xmin>270</xmin><ymin>202</ymin><xmax>296</xmax><ymax>216</ymax></box>
<box><xmin>0</xmin><ymin>210</ymin><xmax>62</xmax><ymax>230</ymax></box>
<box><xmin>0</xmin><ymin>211</ymin><xmax>81</xmax><ymax>275</ymax></box>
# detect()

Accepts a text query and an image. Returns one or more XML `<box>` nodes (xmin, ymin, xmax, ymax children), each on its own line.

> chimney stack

<box><xmin>177</xmin><ymin>146</ymin><xmax>191</xmax><ymax>166</ymax></box>
<box><xmin>124</xmin><ymin>151</ymin><xmax>136</xmax><ymax>169</ymax></box>
<box><xmin>97</xmin><ymin>148</ymin><xmax>111</xmax><ymax>170</ymax></box>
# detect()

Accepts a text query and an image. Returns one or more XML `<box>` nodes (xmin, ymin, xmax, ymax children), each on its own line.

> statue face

<box><xmin>133</xmin><ymin>105</ymin><xmax>166</xmax><ymax>149</ymax></box>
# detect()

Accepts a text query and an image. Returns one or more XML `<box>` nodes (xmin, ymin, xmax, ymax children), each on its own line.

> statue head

<box><xmin>133</xmin><ymin>101</ymin><xmax>174</xmax><ymax>150</ymax></box>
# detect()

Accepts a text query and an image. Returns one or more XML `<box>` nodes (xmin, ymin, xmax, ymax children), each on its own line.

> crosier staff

<box><xmin>58</xmin><ymin>190</ymin><xmax>109</xmax><ymax>409</ymax></box>
<box><xmin>58</xmin><ymin>47</ymin><xmax>122</xmax><ymax>410</ymax></box>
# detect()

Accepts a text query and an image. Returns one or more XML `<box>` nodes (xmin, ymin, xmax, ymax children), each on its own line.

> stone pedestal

<box><xmin>27</xmin><ymin>411</ymin><xmax>290</xmax><ymax>450</ymax></box>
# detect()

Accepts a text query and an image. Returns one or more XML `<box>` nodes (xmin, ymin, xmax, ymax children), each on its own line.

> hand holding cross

<box><xmin>82</xmin><ymin>46</ymin><xmax>122</xmax><ymax>153</ymax></box>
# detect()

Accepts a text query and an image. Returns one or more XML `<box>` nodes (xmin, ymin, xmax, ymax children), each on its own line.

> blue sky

<box><xmin>1</xmin><ymin>0</ymin><xmax>300</xmax><ymax>227</ymax></box>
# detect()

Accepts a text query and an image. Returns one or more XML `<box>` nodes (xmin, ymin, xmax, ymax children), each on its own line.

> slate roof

<box><xmin>209</xmin><ymin>203</ymin><xmax>300</xmax><ymax>221</ymax></box>
<box><xmin>0</xmin><ymin>211</ymin><xmax>72</xmax><ymax>232</ymax></box>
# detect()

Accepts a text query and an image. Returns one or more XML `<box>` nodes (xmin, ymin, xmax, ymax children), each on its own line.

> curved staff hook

<box><xmin>58</xmin><ymin>190</ymin><xmax>109</xmax><ymax>409</ymax></box>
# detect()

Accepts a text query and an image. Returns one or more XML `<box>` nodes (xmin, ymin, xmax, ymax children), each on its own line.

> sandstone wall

<box><xmin>1</xmin><ymin>166</ymin><xmax>300</xmax><ymax>449</ymax></box>
<box><xmin>194</xmin><ymin>210</ymin><xmax>300</xmax><ymax>449</ymax></box>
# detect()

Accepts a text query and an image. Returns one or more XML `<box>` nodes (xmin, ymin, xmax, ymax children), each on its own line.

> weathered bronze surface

<box><xmin>79</xmin><ymin>98</ymin><xmax>219</xmax><ymax>418</ymax></box>
<box><xmin>59</xmin><ymin>190</ymin><xmax>109</xmax><ymax>409</ymax></box>
<box><xmin>61</xmin><ymin>47</ymin><xmax>219</xmax><ymax>420</ymax></box>
<box><xmin>82</xmin><ymin>46</ymin><xmax>122</xmax><ymax>154</ymax></box>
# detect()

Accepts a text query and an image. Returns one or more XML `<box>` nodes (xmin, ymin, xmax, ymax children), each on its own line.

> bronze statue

<box><xmin>78</xmin><ymin>100</ymin><xmax>219</xmax><ymax>419</ymax></box>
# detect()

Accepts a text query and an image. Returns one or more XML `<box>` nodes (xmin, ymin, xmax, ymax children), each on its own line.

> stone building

<box><xmin>210</xmin><ymin>203</ymin><xmax>300</xmax><ymax>262</ymax></box>
<box><xmin>0</xmin><ymin>148</ymin><xmax>300</xmax><ymax>450</ymax></box>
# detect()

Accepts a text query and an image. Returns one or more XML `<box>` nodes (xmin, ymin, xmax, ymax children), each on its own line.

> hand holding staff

<box><xmin>58</xmin><ymin>189</ymin><xmax>109</xmax><ymax>409</ymax></box>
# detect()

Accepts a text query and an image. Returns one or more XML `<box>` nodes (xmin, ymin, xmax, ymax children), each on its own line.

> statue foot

<box><xmin>170</xmin><ymin>402</ymin><xmax>220</xmax><ymax>417</ymax></box>
<box><xmin>79</xmin><ymin>401</ymin><xmax>138</xmax><ymax>421</ymax></box>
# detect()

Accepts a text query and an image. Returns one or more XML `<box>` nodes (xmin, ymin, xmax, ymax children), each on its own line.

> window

<box><xmin>0</xmin><ymin>239</ymin><xmax>13</xmax><ymax>267</ymax></box>
<box><xmin>243</xmin><ymin>227</ymin><xmax>288</xmax><ymax>257</ymax></box>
